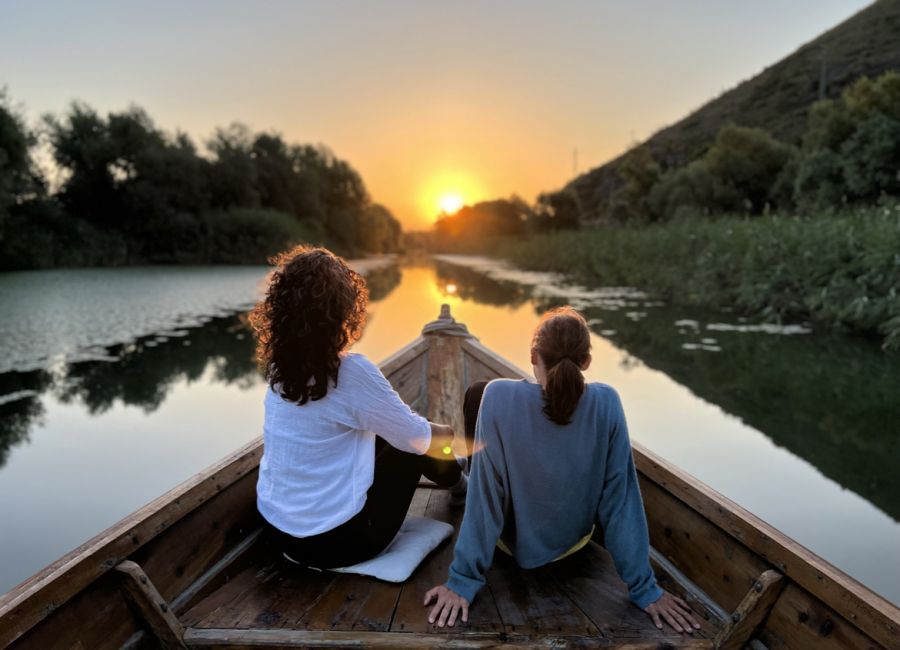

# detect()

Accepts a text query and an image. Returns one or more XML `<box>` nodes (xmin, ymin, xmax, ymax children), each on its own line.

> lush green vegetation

<box><xmin>0</xmin><ymin>97</ymin><xmax>401</xmax><ymax>269</ymax></box>
<box><xmin>489</xmin><ymin>206</ymin><xmax>900</xmax><ymax>350</ymax></box>
<box><xmin>567</xmin><ymin>0</ymin><xmax>900</xmax><ymax>218</ymax></box>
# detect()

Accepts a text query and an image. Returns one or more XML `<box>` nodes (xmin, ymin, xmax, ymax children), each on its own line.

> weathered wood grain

<box><xmin>486</xmin><ymin>553</ymin><xmax>601</xmax><ymax>638</ymax></box>
<box><xmin>390</xmin><ymin>490</ymin><xmax>505</xmax><ymax>634</ymax></box>
<box><xmin>712</xmin><ymin>570</ymin><xmax>783</xmax><ymax>650</ymax></box>
<box><xmin>424</xmin><ymin>332</ymin><xmax>466</xmax><ymax>440</ymax></box>
<box><xmin>552</xmin><ymin>542</ymin><xmax>717</xmax><ymax>643</ymax></box>
<box><xmin>171</xmin><ymin>529</ymin><xmax>265</xmax><ymax>615</ymax></box>
<box><xmin>378</xmin><ymin>337</ymin><xmax>429</xmax><ymax>379</ymax></box>
<box><xmin>299</xmin><ymin>578</ymin><xmax>400</xmax><ymax>633</ymax></box>
<box><xmin>757</xmin><ymin>582</ymin><xmax>883</xmax><ymax>650</ymax></box>
<box><xmin>383</xmin><ymin>353</ymin><xmax>427</xmax><ymax>408</ymax></box>
<box><xmin>650</xmin><ymin>547</ymin><xmax>727</xmax><ymax>626</ymax></box>
<box><xmin>7</xmin><ymin>570</ymin><xmax>142</xmax><ymax>650</ymax></box>
<box><xmin>185</xmin><ymin>561</ymin><xmax>338</xmax><ymax>631</ymax></box>
<box><xmin>135</xmin><ymin>471</ymin><xmax>262</xmax><ymax>604</ymax></box>
<box><xmin>635</xmin><ymin>443</ymin><xmax>900</xmax><ymax>649</ymax></box>
<box><xmin>115</xmin><ymin>560</ymin><xmax>187</xmax><ymax>649</ymax></box>
<box><xmin>639</xmin><ymin>476</ymin><xmax>770</xmax><ymax>613</ymax></box>
<box><xmin>183</xmin><ymin>626</ymin><xmax>715</xmax><ymax>648</ymax></box>
<box><xmin>461</xmin><ymin>338</ymin><xmax>531</xmax><ymax>382</ymax></box>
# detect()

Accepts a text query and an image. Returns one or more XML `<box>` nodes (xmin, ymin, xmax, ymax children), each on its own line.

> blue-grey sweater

<box><xmin>446</xmin><ymin>379</ymin><xmax>663</xmax><ymax>609</ymax></box>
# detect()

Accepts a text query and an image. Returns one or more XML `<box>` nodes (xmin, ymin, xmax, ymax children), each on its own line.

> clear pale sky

<box><xmin>0</xmin><ymin>0</ymin><xmax>871</xmax><ymax>230</ymax></box>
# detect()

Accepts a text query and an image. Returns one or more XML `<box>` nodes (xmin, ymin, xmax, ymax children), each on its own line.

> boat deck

<box><xmin>179</xmin><ymin>486</ymin><xmax>717</xmax><ymax>648</ymax></box>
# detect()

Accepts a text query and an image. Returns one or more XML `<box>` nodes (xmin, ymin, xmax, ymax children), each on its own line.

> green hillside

<box><xmin>569</xmin><ymin>0</ymin><xmax>900</xmax><ymax>219</ymax></box>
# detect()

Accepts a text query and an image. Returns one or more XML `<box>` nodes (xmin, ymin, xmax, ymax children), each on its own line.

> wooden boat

<box><xmin>1</xmin><ymin>306</ymin><xmax>898</xmax><ymax>649</ymax></box>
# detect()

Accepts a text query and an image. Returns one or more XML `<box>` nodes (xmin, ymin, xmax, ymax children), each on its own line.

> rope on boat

<box><xmin>421</xmin><ymin>304</ymin><xmax>472</xmax><ymax>337</ymax></box>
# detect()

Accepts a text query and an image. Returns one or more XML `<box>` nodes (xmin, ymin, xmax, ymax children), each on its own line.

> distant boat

<box><xmin>0</xmin><ymin>306</ymin><xmax>897</xmax><ymax>649</ymax></box>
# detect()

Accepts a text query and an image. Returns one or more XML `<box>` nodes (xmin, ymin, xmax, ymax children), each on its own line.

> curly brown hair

<box><xmin>249</xmin><ymin>245</ymin><xmax>368</xmax><ymax>405</ymax></box>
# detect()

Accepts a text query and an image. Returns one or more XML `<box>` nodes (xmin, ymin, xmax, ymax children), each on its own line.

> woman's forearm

<box><xmin>426</xmin><ymin>421</ymin><xmax>457</xmax><ymax>459</ymax></box>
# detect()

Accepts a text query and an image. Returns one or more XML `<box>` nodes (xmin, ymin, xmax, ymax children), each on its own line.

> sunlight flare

<box><xmin>420</xmin><ymin>171</ymin><xmax>485</xmax><ymax>224</ymax></box>
<box><xmin>439</xmin><ymin>193</ymin><xmax>464</xmax><ymax>215</ymax></box>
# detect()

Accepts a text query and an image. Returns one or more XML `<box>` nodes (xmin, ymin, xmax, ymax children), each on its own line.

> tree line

<box><xmin>0</xmin><ymin>96</ymin><xmax>402</xmax><ymax>269</ymax></box>
<box><xmin>430</xmin><ymin>71</ymin><xmax>900</xmax><ymax>250</ymax></box>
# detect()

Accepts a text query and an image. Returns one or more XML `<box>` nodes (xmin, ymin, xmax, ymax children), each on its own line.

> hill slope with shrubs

<box><xmin>567</xmin><ymin>0</ymin><xmax>900</xmax><ymax>222</ymax></box>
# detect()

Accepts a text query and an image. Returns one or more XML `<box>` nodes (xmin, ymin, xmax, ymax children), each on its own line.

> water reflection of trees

<box><xmin>0</xmin><ymin>316</ymin><xmax>260</xmax><ymax>467</ymax></box>
<box><xmin>0</xmin><ymin>265</ymin><xmax>404</xmax><ymax>466</ymax></box>
<box><xmin>365</xmin><ymin>264</ymin><xmax>402</xmax><ymax>301</ymax></box>
<box><xmin>434</xmin><ymin>261</ymin><xmax>532</xmax><ymax>307</ymax></box>
<box><xmin>0</xmin><ymin>371</ymin><xmax>52</xmax><ymax>468</ymax></box>
<box><xmin>568</xmin><ymin>301</ymin><xmax>900</xmax><ymax>521</ymax></box>
<box><xmin>55</xmin><ymin>316</ymin><xmax>261</xmax><ymax>414</ymax></box>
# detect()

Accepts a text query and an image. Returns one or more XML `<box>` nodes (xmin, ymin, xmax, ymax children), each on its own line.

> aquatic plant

<box><xmin>492</xmin><ymin>205</ymin><xmax>900</xmax><ymax>350</ymax></box>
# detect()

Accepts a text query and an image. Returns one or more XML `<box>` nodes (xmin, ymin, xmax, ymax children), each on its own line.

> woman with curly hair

<box><xmin>250</xmin><ymin>245</ymin><xmax>466</xmax><ymax>569</ymax></box>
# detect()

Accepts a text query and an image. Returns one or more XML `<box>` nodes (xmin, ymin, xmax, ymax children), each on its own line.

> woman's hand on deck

<box><xmin>643</xmin><ymin>590</ymin><xmax>701</xmax><ymax>634</ymax></box>
<box><xmin>424</xmin><ymin>585</ymin><xmax>469</xmax><ymax>627</ymax></box>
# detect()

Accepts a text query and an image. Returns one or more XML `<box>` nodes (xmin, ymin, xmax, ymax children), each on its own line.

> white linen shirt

<box><xmin>256</xmin><ymin>352</ymin><xmax>432</xmax><ymax>537</ymax></box>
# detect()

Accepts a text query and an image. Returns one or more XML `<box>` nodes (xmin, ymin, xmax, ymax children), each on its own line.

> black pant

<box><xmin>265</xmin><ymin>404</ymin><xmax>483</xmax><ymax>568</ymax></box>
<box><xmin>463</xmin><ymin>381</ymin><xmax>488</xmax><ymax>444</ymax></box>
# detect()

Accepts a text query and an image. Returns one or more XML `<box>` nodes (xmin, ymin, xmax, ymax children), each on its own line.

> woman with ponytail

<box><xmin>424</xmin><ymin>307</ymin><xmax>700</xmax><ymax>635</ymax></box>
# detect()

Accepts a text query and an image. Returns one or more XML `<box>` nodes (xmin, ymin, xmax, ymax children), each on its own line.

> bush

<box><xmin>649</xmin><ymin>125</ymin><xmax>795</xmax><ymax>220</ymax></box>
<box><xmin>840</xmin><ymin>114</ymin><xmax>900</xmax><ymax>200</ymax></box>
<box><xmin>793</xmin><ymin>71</ymin><xmax>900</xmax><ymax>210</ymax></box>
<box><xmin>0</xmin><ymin>199</ymin><xmax>130</xmax><ymax>269</ymax></box>
<box><xmin>793</xmin><ymin>149</ymin><xmax>847</xmax><ymax>211</ymax></box>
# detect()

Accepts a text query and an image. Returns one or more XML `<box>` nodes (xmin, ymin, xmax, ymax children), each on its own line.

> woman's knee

<box><xmin>463</xmin><ymin>380</ymin><xmax>489</xmax><ymax>436</ymax></box>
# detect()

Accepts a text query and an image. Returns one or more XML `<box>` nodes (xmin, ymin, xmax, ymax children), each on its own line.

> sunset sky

<box><xmin>1</xmin><ymin>0</ymin><xmax>870</xmax><ymax>230</ymax></box>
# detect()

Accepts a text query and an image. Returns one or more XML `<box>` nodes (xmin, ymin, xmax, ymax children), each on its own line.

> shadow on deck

<box><xmin>178</xmin><ymin>487</ymin><xmax>717</xmax><ymax>648</ymax></box>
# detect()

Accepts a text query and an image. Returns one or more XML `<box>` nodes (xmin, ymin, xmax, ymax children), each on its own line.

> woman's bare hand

<box><xmin>643</xmin><ymin>590</ymin><xmax>701</xmax><ymax>634</ymax></box>
<box><xmin>424</xmin><ymin>584</ymin><xmax>469</xmax><ymax>627</ymax></box>
<box><xmin>426</xmin><ymin>422</ymin><xmax>468</xmax><ymax>461</ymax></box>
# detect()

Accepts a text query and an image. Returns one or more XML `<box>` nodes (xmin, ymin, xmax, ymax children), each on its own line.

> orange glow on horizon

<box><xmin>420</xmin><ymin>171</ymin><xmax>485</xmax><ymax>225</ymax></box>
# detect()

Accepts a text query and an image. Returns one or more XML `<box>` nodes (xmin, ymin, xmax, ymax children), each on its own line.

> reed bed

<box><xmin>491</xmin><ymin>206</ymin><xmax>900</xmax><ymax>350</ymax></box>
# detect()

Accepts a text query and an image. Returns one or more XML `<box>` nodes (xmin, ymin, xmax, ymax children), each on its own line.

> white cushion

<box><xmin>284</xmin><ymin>516</ymin><xmax>453</xmax><ymax>582</ymax></box>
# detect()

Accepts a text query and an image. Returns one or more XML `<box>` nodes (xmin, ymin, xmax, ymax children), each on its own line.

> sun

<box><xmin>438</xmin><ymin>193</ymin><xmax>464</xmax><ymax>215</ymax></box>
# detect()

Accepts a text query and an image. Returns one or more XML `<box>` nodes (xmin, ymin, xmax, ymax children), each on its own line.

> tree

<box><xmin>0</xmin><ymin>93</ymin><xmax>39</xmax><ymax>229</ymax></box>
<box><xmin>840</xmin><ymin>114</ymin><xmax>900</xmax><ymax>200</ymax></box>
<box><xmin>207</xmin><ymin>123</ymin><xmax>260</xmax><ymax>210</ymax></box>
<box><xmin>533</xmin><ymin>190</ymin><xmax>581</xmax><ymax>229</ymax></box>
<box><xmin>607</xmin><ymin>146</ymin><xmax>662</xmax><ymax>222</ymax></box>
<box><xmin>434</xmin><ymin>196</ymin><xmax>532</xmax><ymax>248</ymax></box>
<box><xmin>793</xmin><ymin>71</ymin><xmax>900</xmax><ymax>210</ymax></box>
<box><xmin>357</xmin><ymin>204</ymin><xmax>402</xmax><ymax>253</ymax></box>
<box><xmin>702</xmin><ymin>124</ymin><xmax>795</xmax><ymax>214</ymax></box>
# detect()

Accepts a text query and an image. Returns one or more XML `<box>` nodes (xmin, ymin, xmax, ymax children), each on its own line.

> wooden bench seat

<box><xmin>177</xmin><ymin>486</ymin><xmax>718</xmax><ymax>648</ymax></box>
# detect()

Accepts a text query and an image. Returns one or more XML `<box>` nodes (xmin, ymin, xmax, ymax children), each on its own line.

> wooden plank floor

<box><xmin>183</xmin><ymin>487</ymin><xmax>718</xmax><ymax>646</ymax></box>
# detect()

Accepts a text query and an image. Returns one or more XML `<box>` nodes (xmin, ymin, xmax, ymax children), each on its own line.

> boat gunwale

<box><xmin>0</xmin><ymin>327</ymin><xmax>897</xmax><ymax>648</ymax></box>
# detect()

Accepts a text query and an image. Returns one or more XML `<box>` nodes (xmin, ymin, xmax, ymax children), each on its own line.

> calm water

<box><xmin>0</xmin><ymin>258</ymin><xmax>897</xmax><ymax>604</ymax></box>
